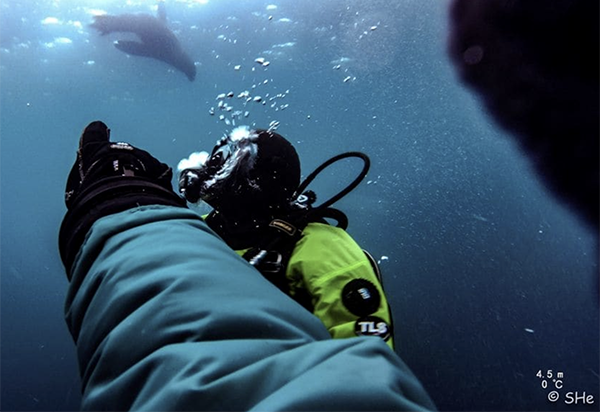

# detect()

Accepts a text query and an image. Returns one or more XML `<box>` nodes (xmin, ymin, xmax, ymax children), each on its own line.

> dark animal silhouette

<box><xmin>90</xmin><ymin>5</ymin><xmax>196</xmax><ymax>82</ymax></box>
<box><xmin>448</xmin><ymin>0</ymin><xmax>598</xmax><ymax>229</ymax></box>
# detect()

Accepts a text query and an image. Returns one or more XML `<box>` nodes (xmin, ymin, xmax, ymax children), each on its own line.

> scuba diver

<box><xmin>178</xmin><ymin>126</ymin><xmax>395</xmax><ymax>349</ymax></box>
<box><xmin>59</xmin><ymin>120</ymin><xmax>435</xmax><ymax>411</ymax></box>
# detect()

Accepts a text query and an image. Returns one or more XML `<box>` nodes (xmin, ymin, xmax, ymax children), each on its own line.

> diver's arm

<box><xmin>287</xmin><ymin>222</ymin><xmax>395</xmax><ymax>350</ymax></box>
<box><xmin>65</xmin><ymin>206</ymin><xmax>435</xmax><ymax>411</ymax></box>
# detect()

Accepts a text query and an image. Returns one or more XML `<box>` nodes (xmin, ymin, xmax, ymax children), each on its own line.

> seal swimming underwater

<box><xmin>90</xmin><ymin>3</ymin><xmax>196</xmax><ymax>82</ymax></box>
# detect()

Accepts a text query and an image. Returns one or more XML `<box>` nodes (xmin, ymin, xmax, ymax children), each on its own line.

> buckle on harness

<box><xmin>249</xmin><ymin>249</ymin><xmax>283</xmax><ymax>274</ymax></box>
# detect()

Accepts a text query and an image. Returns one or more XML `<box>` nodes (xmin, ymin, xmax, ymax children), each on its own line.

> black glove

<box><xmin>59</xmin><ymin>121</ymin><xmax>186</xmax><ymax>274</ymax></box>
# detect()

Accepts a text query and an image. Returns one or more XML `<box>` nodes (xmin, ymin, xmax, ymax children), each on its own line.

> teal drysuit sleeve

<box><xmin>64</xmin><ymin>205</ymin><xmax>436</xmax><ymax>411</ymax></box>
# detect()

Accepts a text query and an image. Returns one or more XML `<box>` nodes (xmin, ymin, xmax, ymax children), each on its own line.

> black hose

<box><xmin>295</xmin><ymin>151</ymin><xmax>370</xmax><ymax>211</ymax></box>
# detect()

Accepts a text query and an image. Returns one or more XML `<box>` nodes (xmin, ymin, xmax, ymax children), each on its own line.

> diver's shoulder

<box><xmin>303</xmin><ymin>221</ymin><xmax>350</xmax><ymax>239</ymax></box>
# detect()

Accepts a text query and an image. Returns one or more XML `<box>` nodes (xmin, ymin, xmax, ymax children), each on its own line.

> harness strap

<box><xmin>241</xmin><ymin>217</ymin><xmax>305</xmax><ymax>295</ymax></box>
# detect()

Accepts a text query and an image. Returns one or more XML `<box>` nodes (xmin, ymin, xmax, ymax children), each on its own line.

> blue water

<box><xmin>1</xmin><ymin>1</ymin><xmax>598</xmax><ymax>411</ymax></box>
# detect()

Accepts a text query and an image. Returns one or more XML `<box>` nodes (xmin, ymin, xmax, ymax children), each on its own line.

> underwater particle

<box><xmin>216</xmin><ymin>93</ymin><xmax>226</xmax><ymax>100</ymax></box>
<box><xmin>331</xmin><ymin>56</ymin><xmax>352</xmax><ymax>65</ymax></box>
<box><xmin>41</xmin><ymin>17</ymin><xmax>61</xmax><ymax>25</ymax></box>
<box><xmin>253</xmin><ymin>96</ymin><xmax>262</xmax><ymax>102</ymax></box>
<box><xmin>217</xmin><ymin>100</ymin><xmax>225</xmax><ymax>108</ymax></box>
<box><xmin>234</xmin><ymin>65</ymin><xmax>241</xmax><ymax>70</ymax></box>
<box><xmin>370</xmin><ymin>25</ymin><xmax>378</xmax><ymax>31</ymax></box>
<box><xmin>524</xmin><ymin>328</ymin><xmax>535</xmax><ymax>334</ymax></box>
<box><xmin>237</xmin><ymin>90</ymin><xmax>250</xmax><ymax>99</ymax></box>
<box><xmin>244</xmin><ymin>111</ymin><xmax>250</xmax><ymax>117</ymax></box>
<box><xmin>262</xmin><ymin>61</ymin><xmax>270</xmax><ymax>67</ymax></box>
<box><xmin>333</xmin><ymin>64</ymin><xmax>341</xmax><ymax>70</ymax></box>
<box><xmin>219</xmin><ymin>114</ymin><xmax>225</xmax><ymax>121</ymax></box>
<box><xmin>88</xmin><ymin>8</ymin><xmax>107</xmax><ymax>17</ymax></box>
<box><xmin>226</xmin><ymin>91</ymin><xmax>234</xmax><ymax>98</ymax></box>
<box><xmin>269</xmin><ymin>120</ymin><xmax>280</xmax><ymax>128</ymax></box>
<box><xmin>343</xmin><ymin>76</ymin><xmax>352</xmax><ymax>83</ymax></box>
<box><xmin>209</xmin><ymin>107</ymin><xmax>215</xmax><ymax>115</ymax></box>
<box><xmin>54</xmin><ymin>37</ymin><xmax>73</xmax><ymax>44</ymax></box>
<box><xmin>272</xmin><ymin>42</ymin><xmax>296</xmax><ymax>48</ymax></box>
<box><xmin>377</xmin><ymin>256</ymin><xmax>389</xmax><ymax>265</ymax></box>
<box><xmin>255</xmin><ymin>57</ymin><xmax>266</xmax><ymax>65</ymax></box>
<box><xmin>268</xmin><ymin>15</ymin><xmax>273</xmax><ymax>21</ymax></box>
